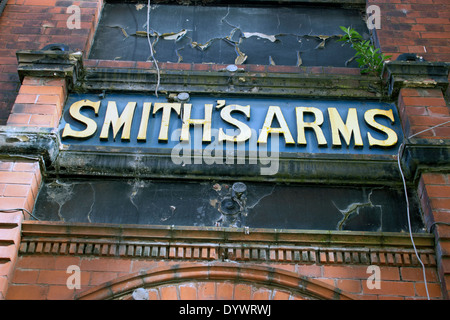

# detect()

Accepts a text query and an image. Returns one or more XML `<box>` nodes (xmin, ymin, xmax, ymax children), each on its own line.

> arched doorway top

<box><xmin>76</xmin><ymin>262</ymin><xmax>356</xmax><ymax>300</ymax></box>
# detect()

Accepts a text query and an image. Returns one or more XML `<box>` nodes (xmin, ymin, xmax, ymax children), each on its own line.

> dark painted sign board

<box><xmin>59</xmin><ymin>93</ymin><xmax>403</xmax><ymax>158</ymax></box>
<box><xmin>31</xmin><ymin>94</ymin><xmax>424</xmax><ymax>233</ymax></box>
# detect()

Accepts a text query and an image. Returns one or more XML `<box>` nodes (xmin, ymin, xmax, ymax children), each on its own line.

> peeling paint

<box><xmin>333</xmin><ymin>188</ymin><xmax>383</xmax><ymax>231</ymax></box>
<box><xmin>105</xmin><ymin>25</ymin><xmax>129</xmax><ymax>38</ymax></box>
<box><xmin>162</xmin><ymin>29</ymin><xmax>187</xmax><ymax>41</ymax></box>
<box><xmin>269</xmin><ymin>56</ymin><xmax>276</xmax><ymax>65</ymax></box>
<box><xmin>315</xmin><ymin>36</ymin><xmax>330</xmax><ymax>49</ymax></box>
<box><xmin>234</xmin><ymin>46</ymin><xmax>247</xmax><ymax>65</ymax></box>
<box><xmin>90</xmin><ymin>3</ymin><xmax>369</xmax><ymax>67</ymax></box>
<box><xmin>135</xmin><ymin>4</ymin><xmax>145</xmax><ymax>11</ymax></box>
<box><xmin>243</xmin><ymin>32</ymin><xmax>277</xmax><ymax>43</ymax></box>
<box><xmin>296</xmin><ymin>51</ymin><xmax>303</xmax><ymax>67</ymax></box>
<box><xmin>191</xmin><ymin>40</ymin><xmax>212</xmax><ymax>51</ymax></box>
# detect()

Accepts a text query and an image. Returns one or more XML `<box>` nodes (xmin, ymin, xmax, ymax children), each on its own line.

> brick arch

<box><xmin>75</xmin><ymin>262</ymin><xmax>355</xmax><ymax>300</ymax></box>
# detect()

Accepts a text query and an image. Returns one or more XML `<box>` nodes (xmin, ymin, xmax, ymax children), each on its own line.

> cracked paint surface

<box><xmin>90</xmin><ymin>3</ymin><xmax>369</xmax><ymax>67</ymax></box>
<box><xmin>333</xmin><ymin>187</ymin><xmax>383</xmax><ymax>231</ymax></box>
<box><xmin>33</xmin><ymin>179</ymin><xmax>424</xmax><ymax>233</ymax></box>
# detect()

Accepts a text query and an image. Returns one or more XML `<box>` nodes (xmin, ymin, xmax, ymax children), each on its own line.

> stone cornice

<box><xmin>16</xmin><ymin>50</ymin><xmax>84</xmax><ymax>89</ymax></box>
<box><xmin>382</xmin><ymin>60</ymin><xmax>449</xmax><ymax>98</ymax></box>
<box><xmin>14</xmin><ymin>49</ymin><xmax>384</xmax><ymax>100</ymax></box>
<box><xmin>81</xmin><ymin>66</ymin><xmax>383</xmax><ymax>99</ymax></box>
<box><xmin>0</xmin><ymin>126</ymin><xmax>59</xmax><ymax>166</ymax></box>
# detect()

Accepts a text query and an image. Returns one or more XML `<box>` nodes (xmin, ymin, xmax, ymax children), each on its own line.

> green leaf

<box><xmin>338</xmin><ymin>26</ymin><xmax>389</xmax><ymax>76</ymax></box>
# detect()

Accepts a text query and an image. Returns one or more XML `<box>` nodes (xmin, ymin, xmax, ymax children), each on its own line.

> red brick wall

<box><xmin>0</xmin><ymin>0</ymin><xmax>449</xmax><ymax>301</ymax></box>
<box><xmin>6</xmin><ymin>256</ymin><xmax>442</xmax><ymax>300</ymax></box>
<box><xmin>0</xmin><ymin>0</ymin><xmax>102</xmax><ymax>124</ymax></box>
<box><xmin>397</xmin><ymin>85</ymin><xmax>449</xmax><ymax>299</ymax></box>
<box><xmin>398</xmin><ymin>88</ymin><xmax>450</xmax><ymax>139</ymax></box>
<box><xmin>419</xmin><ymin>173</ymin><xmax>450</xmax><ymax>299</ymax></box>
<box><xmin>0</xmin><ymin>160</ymin><xmax>41</xmax><ymax>299</ymax></box>
<box><xmin>1</xmin><ymin>0</ymin><xmax>449</xmax><ymax>124</ymax></box>
<box><xmin>368</xmin><ymin>0</ymin><xmax>450</xmax><ymax>62</ymax></box>
<box><xmin>372</xmin><ymin>0</ymin><xmax>450</xmax><ymax>296</ymax></box>
<box><xmin>7</xmin><ymin>77</ymin><xmax>67</xmax><ymax>127</ymax></box>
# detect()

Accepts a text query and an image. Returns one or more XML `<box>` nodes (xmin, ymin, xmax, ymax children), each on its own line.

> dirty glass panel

<box><xmin>89</xmin><ymin>2</ymin><xmax>369</xmax><ymax>67</ymax></box>
<box><xmin>33</xmin><ymin>178</ymin><xmax>425</xmax><ymax>233</ymax></box>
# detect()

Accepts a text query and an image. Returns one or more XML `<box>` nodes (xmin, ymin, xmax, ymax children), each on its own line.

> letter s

<box><xmin>218</xmin><ymin>104</ymin><xmax>252</xmax><ymax>143</ymax></box>
<box><xmin>364</xmin><ymin>109</ymin><xmax>398</xmax><ymax>148</ymax></box>
<box><xmin>62</xmin><ymin>100</ymin><xmax>100</xmax><ymax>139</ymax></box>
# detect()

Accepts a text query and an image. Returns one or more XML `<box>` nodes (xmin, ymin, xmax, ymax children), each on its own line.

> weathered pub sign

<box><xmin>32</xmin><ymin>93</ymin><xmax>424</xmax><ymax>233</ymax></box>
<box><xmin>60</xmin><ymin>93</ymin><xmax>402</xmax><ymax>158</ymax></box>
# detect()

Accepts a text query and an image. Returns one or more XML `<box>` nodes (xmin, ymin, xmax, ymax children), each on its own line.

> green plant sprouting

<box><xmin>338</xmin><ymin>26</ymin><xmax>391</xmax><ymax>76</ymax></box>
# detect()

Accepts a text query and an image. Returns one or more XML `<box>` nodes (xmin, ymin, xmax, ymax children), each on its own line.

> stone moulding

<box><xmin>81</xmin><ymin>66</ymin><xmax>382</xmax><ymax>99</ymax></box>
<box><xmin>19</xmin><ymin>221</ymin><xmax>436</xmax><ymax>267</ymax></box>
<box><xmin>382</xmin><ymin>60</ymin><xmax>449</xmax><ymax>98</ymax></box>
<box><xmin>16</xmin><ymin>50</ymin><xmax>83</xmax><ymax>90</ymax></box>
<box><xmin>15</xmin><ymin>49</ymin><xmax>384</xmax><ymax>100</ymax></box>
<box><xmin>53</xmin><ymin>148</ymin><xmax>404</xmax><ymax>185</ymax></box>
<box><xmin>0</xmin><ymin>126</ymin><xmax>59</xmax><ymax>166</ymax></box>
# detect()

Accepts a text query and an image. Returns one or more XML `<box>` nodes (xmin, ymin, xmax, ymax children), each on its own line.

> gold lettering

<box><xmin>218</xmin><ymin>104</ymin><xmax>252</xmax><ymax>143</ymax></box>
<box><xmin>328</xmin><ymin>107</ymin><xmax>363</xmax><ymax>147</ymax></box>
<box><xmin>137</xmin><ymin>102</ymin><xmax>152</xmax><ymax>141</ymax></box>
<box><xmin>100</xmin><ymin>101</ymin><xmax>137</xmax><ymax>141</ymax></box>
<box><xmin>152</xmin><ymin>103</ymin><xmax>181</xmax><ymax>141</ymax></box>
<box><xmin>180</xmin><ymin>103</ymin><xmax>212</xmax><ymax>142</ymax></box>
<box><xmin>62</xmin><ymin>99</ymin><xmax>100</xmax><ymax>139</ymax></box>
<box><xmin>258</xmin><ymin>106</ymin><xmax>295</xmax><ymax>145</ymax></box>
<box><xmin>295</xmin><ymin>107</ymin><xmax>327</xmax><ymax>146</ymax></box>
<box><xmin>364</xmin><ymin>109</ymin><xmax>398</xmax><ymax>148</ymax></box>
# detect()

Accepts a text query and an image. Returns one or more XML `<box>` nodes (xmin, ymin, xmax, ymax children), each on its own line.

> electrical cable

<box><xmin>397</xmin><ymin>143</ymin><xmax>430</xmax><ymax>300</ymax></box>
<box><xmin>408</xmin><ymin>120</ymin><xmax>450</xmax><ymax>139</ymax></box>
<box><xmin>147</xmin><ymin>0</ymin><xmax>161</xmax><ymax>97</ymax></box>
<box><xmin>0</xmin><ymin>208</ymin><xmax>41</xmax><ymax>221</ymax></box>
<box><xmin>429</xmin><ymin>221</ymin><xmax>450</xmax><ymax>232</ymax></box>
<box><xmin>397</xmin><ymin>118</ymin><xmax>450</xmax><ymax>300</ymax></box>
